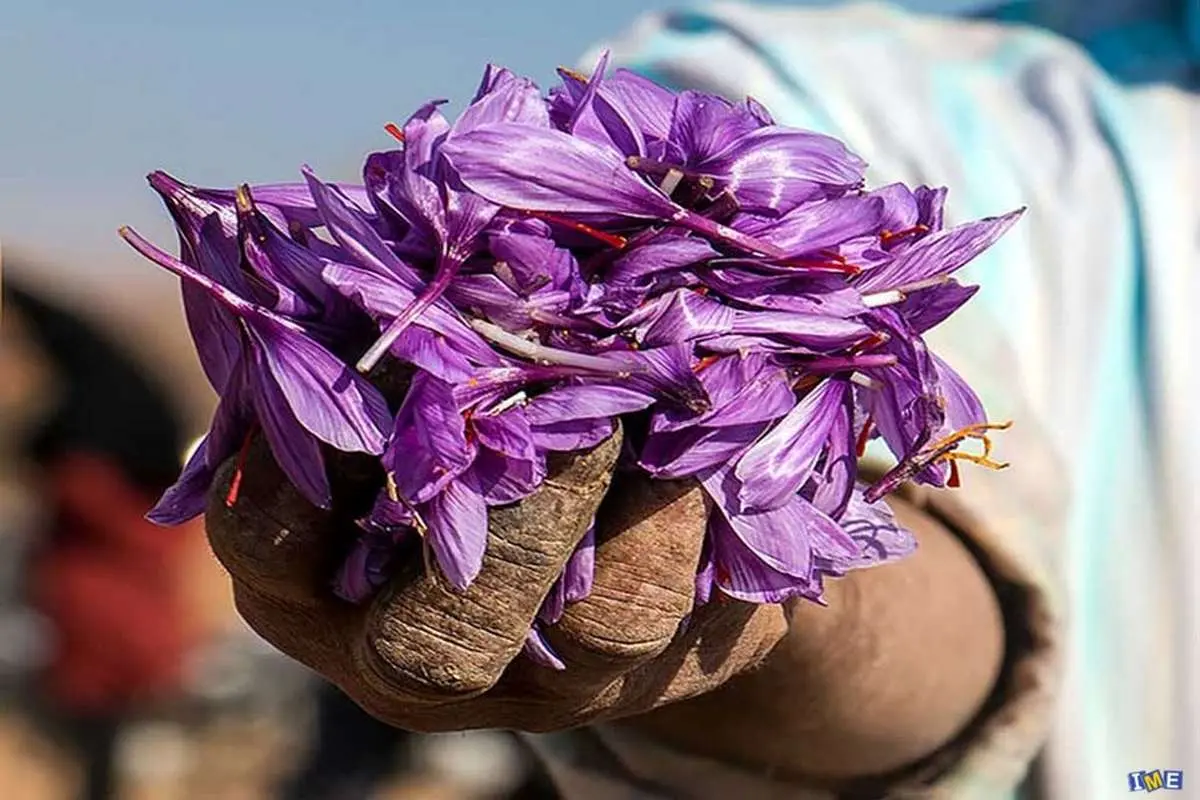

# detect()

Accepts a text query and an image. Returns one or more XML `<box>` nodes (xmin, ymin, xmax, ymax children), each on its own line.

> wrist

<box><xmin>615</xmin><ymin>496</ymin><xmax>1005</xmax><ymax>785</ymax></box>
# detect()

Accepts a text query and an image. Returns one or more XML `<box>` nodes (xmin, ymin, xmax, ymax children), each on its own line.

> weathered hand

<box><xmin>204</xmin><ymin>427</ymin><xmax>787</xmax><ymax>733</ymax></box>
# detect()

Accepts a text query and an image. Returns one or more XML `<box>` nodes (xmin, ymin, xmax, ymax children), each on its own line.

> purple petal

<box><xmin>729</xmin><ymin>308</ymin><xmax>870</xmax><ymax>350</ymax></box>
<box><xmin>652</xmin><ymin>354</ymin><xmax>794</xmax><ymax>432</ymax></box>
<box><xmin>563</xmin><ymin>524</ymin><xmax>596</xmax><ymax>603</ymax></box>
<box><xmin>536</xmin><ymin>521</ymin><xmax>597</xmax><ymax>627</ymax></box>
<box><xmin>867</xmin><ymin>183</ymin><xmax>919</xmax><ymax>234</ymax></box>
<box><xmin>701</xmin><ymin>127</ymin><xmax>866</xmax><ymax>215</ymax></box>
<box><xmin>389</xmin><ymin>372</ymin><xmax>475</xmax><ymax>504</ymax></box>
<box><xmin>392</xmin><ymin>326</ymin><xmax>478</xmax><ymax>384</ymax></box>
<box><xmin>525</xmin><ymin>383</ymin><xmax>655</xmax><ymax>426</ymax></box>
<box><xmin>701</xmin><ymin>269</ymin><xmax>866</xmax><ymax>318</ymax></box>
<box><xmin>606</xmin><ymin>234</ymin><xmax>716</xmax><ymax>286</ymax></box>
<box><xmin>931</xmin><ymin>353</ymin><xmax>986</xmax><ymax>431</ymax></box>
<box><xmin>148</xmin><ymin>365</ymin><xmax>254</xmax><ymax>524</ymax></box>
<box><xmin>472</xmin><ymin>447</ymin><xmax>545</xmax><ymax>505</ymax></box>
<box><xmin>694</xmin><ymin>538</ymin><xmax>716</xmax><ymax>605</ymax></box>
<box><xmin>249</xmin><ymin>347</ymin><xmax>331</xmax><ymax>509</ymax></box>
<box><xmin>425</xmin><ymin>475</ymin><xmax>489</xmax><ymax>590</ymax></box>
<box><xmin>914</xmin><ymin>186</ymin><xmax>947</xmax><ymax>232</ymax></box>
<box><xmin>120</xmin><ymin>225</ymin><xmax>257</xmax><ymax>315</ymax></box>
<box><xmin>487</xmin><ymin>229</ymin><xmax>578</xmax><ymax>295</ymax></box>
<box><xmin>197</xmin><ymin>181</ymin><xmax>374</xmax><ymax>231</ymax></box>
<box><xmin>639</xmin><ymin>422</ymin><xmax>765</xmax><ymax>478</ymax></box>
<box><xmin>334</xmin><ymin>529</ymin><xmax>410</xmax><ymax>604</ymax></box>
<box><xmin>458</xmin><ymin>67</ymin><xmax>550</xmax><ymax>132</ymax></box>
<box><xmin>703</xmin><ymin>464</ymin><xmax>853</xmax><ymax>577</ymax></box>
<box><xmin>181</xmin><ymin>281</ymin><xmax>242</xmax><ymax>393</ymax></box>
<box><xmin>302</xmin><ymin>167</ymin><xmax>425</xmax><ymax>287</ymax></box>
<box><xmin>735</xmin><ymin>195</ymin><xmax>884</xmax><ymax>256</ymax></box>
<box><xmin>523</xmin><ymin>626</ymin><xmax>566</xmax><ymax>670</ymax></box>
<box><xmin>613</xmin><ymin>344</ymin><xmax>710</xmax><ymax>413</ymax></box>
<box><xmin>530</xmin><ymin>417</ymin><xmax>616</xmax><ymax>451</ymax></box>
<box><xmin>472</xmin><ymin>409</ymin><xmax>535</xmax><ymax>458</ymax></box>
<box><xmin>735</xmin><ymin>378</ymin><xmax>849</xmax><ymax>511</ymax></box>
<box><xmin>709</xmin><ymin>513</ymin><xmax>817</xmax><ymax>604</ymax></box>
<box><xmin>670</xmin><ymin>91</ymin><xmax>760</xmax><ymax>164</ymax></box>
<box><xmin>538</xmin><ymin>576</ymin><xmax>568</xmax><ymax>626</ymax></box>
<box><xmin>855</xmin><ymin>209</ymin><xmax>1024</xmax><ymax>293</ymax></box>
<box><xmin>604</xmin><ymin>69</ymin><xmax>675</xmax><ymax>140</ymax></box>
<box><xmin>629</xmin><ymin>289</ymin><xmax>735</xmax><ymax>347</ymax></box>
<box><xmin>587</xmin><ymin>83</ymin><xmax>648</xmax><ymax>158</ymax></box>
<box><xmin>810</xmin><ymin>394</ymin><xmax>856</xmax><ymax>520</ymax></box>
<box><xmin>147</xmin><ymin>438</ymin><xmax>214</xmax><ymax>524</ymax></box>
<box><xmin>441</xmin><ymin>123</ymin><xmax>674</xmax><ymax>218</ymax></box>
<box><xmin>897</xmin><ymin>280</ymin><xmax>979</xmax><ymax>334</ymax></box>
<box><xmin>397</xmin><ymin>102</ymin><xmax>452</xmax><ymax>240</ymax></box>
<box><xmin>236</xmin><ymin>194</ymin><xmax>357</xmax><ymax>326</ymax></box>
<box><xmin>817</xmin><ymin>487</ymin><xmax>916</xmax><ymax>576</ymax></box>
<box><xmin>244</xmin><ymin>314</ymin><xmax>391</xmax><ymax>455</ymax></box>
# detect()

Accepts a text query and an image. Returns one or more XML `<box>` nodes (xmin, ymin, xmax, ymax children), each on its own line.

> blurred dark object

<box><xmin>5</xmin><ymin>283</ymin><xmax>184</xmax><ymax>494</ymax></box>
<box><xmin>279</xmin><ymin>681</ymin><xmax>560</xmax><ymax>800</ymax></box>
<box><xmin>278</xmin><ymin>682</ymin><xmax>415</xmax><ymax>800</ymax></box>
<box><xmin>4</xmin><ymin>279</ymin><xmax>197</xmax><ymax>800</ymax></box>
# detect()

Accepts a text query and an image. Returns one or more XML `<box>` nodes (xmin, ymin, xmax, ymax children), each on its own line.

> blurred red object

<box><xmin>28</xmin><ymin>453</ymin><xmax>198</xmax><ymax>714</ymax></box>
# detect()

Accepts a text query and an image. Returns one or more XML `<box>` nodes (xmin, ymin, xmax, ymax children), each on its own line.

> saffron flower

<box><xmin>126</xmin><ymin>55</ymin><xmax>1020</xmax><ymax>670</ymax></box>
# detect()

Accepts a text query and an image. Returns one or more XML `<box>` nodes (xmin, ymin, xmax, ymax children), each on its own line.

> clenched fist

<box><xmin>204</xmin><ymin>426</ymin><xmax>787</xmax><ymax>734</ymax></box>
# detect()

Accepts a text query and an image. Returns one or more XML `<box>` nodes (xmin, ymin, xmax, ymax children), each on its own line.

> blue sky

<box><xmin>1</xmin><ymin>0</ymin><xmax>985</xmax><ymax>283</ymax></box>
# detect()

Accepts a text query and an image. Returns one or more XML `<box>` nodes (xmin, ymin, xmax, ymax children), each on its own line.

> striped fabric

<box><xmin>524</xmin><ymin>3</ymin><xmax>1198</xmax><ymax>798</ymax></box>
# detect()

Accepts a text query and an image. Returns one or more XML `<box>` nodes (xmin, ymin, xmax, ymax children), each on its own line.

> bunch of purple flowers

<box><xmin>124</xmin><ymin>56</ymin><xmax>1018</xmax><ymax>669</ymax></box>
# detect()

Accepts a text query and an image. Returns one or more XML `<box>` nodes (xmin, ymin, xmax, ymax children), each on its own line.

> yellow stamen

<box><xmin>944</xmin><ymin>451</ymin><xmax>1010</xmax><ymax>470</ymax></box>
<box><xmin>559</xmin><ymin>66</ymin><xmax>589</xmax><ymax>83</ymax></box>
<box><xmin>929</xmin><ymin>421</ymin><xmax>1013</xmax><ymax>472</ymax></box>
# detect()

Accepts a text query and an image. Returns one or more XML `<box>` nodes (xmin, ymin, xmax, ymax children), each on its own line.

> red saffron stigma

<box><xmin>855</xmin><ymin>416</ymin><xmax>874</xmax><ymax>457</ymax></box>
<box><xmin>777</xmin><ymin>257</ymin><xmax>862</xmax><ymax>275</ymax></box>
<box><xmin>852</xmin><ymin>332</ymin><xmax>889</xmax><ymax>354</ymax></box>
<box><xmin>383</xmin><ymin>122</ymin><xmax>406</xmax><ymax>144</ymax></box>
<box><xmin>715</xmin><ymin>564</ymin><xmax>732</xmax><ymax>587</ymax></box>
<box><xmin>793</xmin><ymin>374</ymin><xmax>821</xmax><ymax>393</ymax></box>
<box><xmin>693</xmin><ymin>354</ymin><xmax>721</xmax><ymax>373</ymax></box>
<box><xmin>947</xmin><ymin>459</ymin><xmax>962</xmax><ymax>488</ymax></box>
<box><xmin>522</xmin><ymin>210</ymin><xmax>627</xmax><ymax>249</ymax></box>
<box><xmin>880</xmin><ymin>224</ymin><xmax>929</xmax><ymax>245</ymax></box>
<box><xmin>224</xmin><ymin>430</ymin><xmax>256</xmax><ymax>508</ymax></box>
<box><xmin>462</xmin><ymin>409</ymin><xmax>477</xmax><ymax>445</ymax></box>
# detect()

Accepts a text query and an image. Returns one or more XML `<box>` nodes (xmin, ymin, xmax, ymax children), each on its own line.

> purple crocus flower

<box><xmin>120</xmin><ymin>227</ymin><xmax>391</xmax><ymax>522</ymax></box>
<box><xmin>551</xmin><ymin>61</ymin><xmax>864</xmax><ymax>216</ymax></box>
<box><xmin>353</xmin><ymin>67</ymin><xmax>553</xmax><ymax>374</ymax></box>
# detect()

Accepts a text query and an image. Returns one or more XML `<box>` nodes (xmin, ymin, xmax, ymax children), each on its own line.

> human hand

<box><xmin>204</xmin><ymin>426</ymin><xmax>787</xmax><ymax>733</ymax></box>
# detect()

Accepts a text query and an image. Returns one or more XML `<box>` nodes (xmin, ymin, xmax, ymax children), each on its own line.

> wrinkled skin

<box><xmin>205</xmin><ymin>427</ymin><xmax>787</xmax><ymax>732</ymax></box>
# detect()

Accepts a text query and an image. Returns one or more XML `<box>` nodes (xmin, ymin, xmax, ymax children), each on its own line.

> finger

<box><xmin>205</xmin><ymin>437</ymin><xmax>356</xmax><ymax>607</ymax></box>
<box><xmin>535</xmin><ymin>474</ymin><xmax>708</xmax><ymax>691</ymax></box>
<box><xmin>356</xmin><ymin>429</ymin><xmax>623</xmax><ymax>702</ymax></box>
<box><xmin>231</xmin><ymin>581</ymin><xmax>358</xmax><ymax>683</ymax></box>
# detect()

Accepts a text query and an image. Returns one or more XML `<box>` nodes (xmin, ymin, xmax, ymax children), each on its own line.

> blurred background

<box><xmin>1</xmin><ymin>0</ymin><xmax>1189</xmax><ymax>797</ymax></box>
